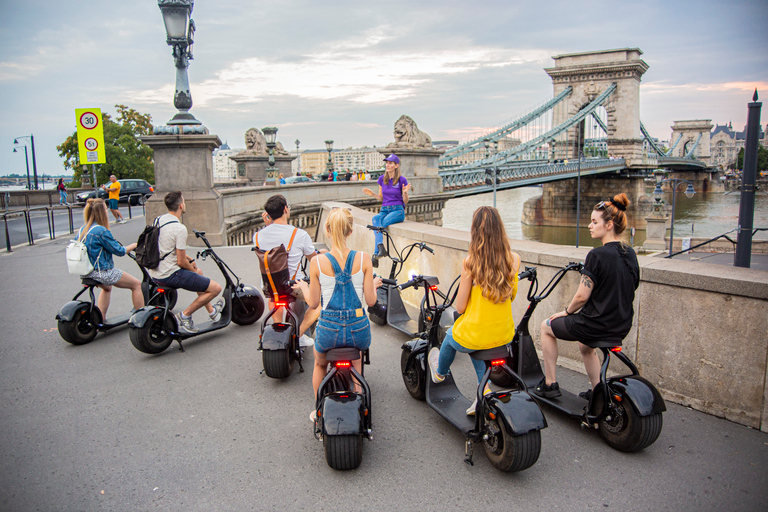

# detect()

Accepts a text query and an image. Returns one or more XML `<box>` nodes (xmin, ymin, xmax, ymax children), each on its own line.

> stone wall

<box><xmin>318</xmin><ymin>202</ymin><xmax>768</xmax><ymax>431</ymax></box>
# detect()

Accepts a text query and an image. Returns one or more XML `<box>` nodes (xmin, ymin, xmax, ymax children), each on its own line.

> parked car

<box><xmin>283</xmin><ymin>176</ymin><xmax>313</xmax><ymax>184</ymax></box>
<box><xmin>75</xmin><ymin>179</ymin><xmax>154</xmax><ymax>205</ymax></box>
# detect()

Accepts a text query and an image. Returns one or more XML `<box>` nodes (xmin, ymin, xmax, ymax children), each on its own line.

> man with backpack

<box><xmin>255</xmin><ymin>194</ymin><xmax>322</xmax><ymax>347</ymax></box>
<box><xmin>147</xmin><ymin>191</ymin><xmax>223</xmax><ymax>334</ymax></box>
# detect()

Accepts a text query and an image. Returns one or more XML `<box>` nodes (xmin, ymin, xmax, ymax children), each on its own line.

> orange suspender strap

<box><xmin>263</xmin><ymin>253</ymin><xmax>279</xmax><ymax>300</ymax></box>
<box><xmin>287</xmin><ymin>228</ymin><xmax>299</xmax><ymax>280</ymax></box>
<box><xmin>254</xmin><ymin>231</ymin><xmax>259</xmax><ymax>249</ymax></box>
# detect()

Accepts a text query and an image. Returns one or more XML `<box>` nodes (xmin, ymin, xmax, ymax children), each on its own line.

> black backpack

<box><xmin>135</xmin><ymin>217</ymin><xmax>179</xmax><ymax>269</ymax></box>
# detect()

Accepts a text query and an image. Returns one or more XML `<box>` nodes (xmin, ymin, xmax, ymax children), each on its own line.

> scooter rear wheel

<box><xmin>263</xmin><ymin>348</ymin><xmax>294</xmax><ymax>379</ymax></box>
<box><xmin>324</xmin><ymin>434</ymin><xmax>363</xmax><ymax>470</ymax></box>
<box><xmin>58</xmin><ymin>304</ymin><xmax>100</xmax><ymax>345</ymax></box>
<box><xmin>482</xmin><ymin>416</ymin><xmax>541</xmax><ymax>472</ymax></box>
<box><xmin>129</xmin><ymin>313</ymin><xmax>175</xmax><ymax>354</ymax></box>
<box><xmin>400</xmin><ymin>348</ymin><xmax>425</xmax><ymax>400</ymax></box>
<box><xmin>597</xmin><ymin>397</ymin><xmax>663</xmax><ymax>452</ymax></box>
<box><xmin>232</xmin><ymin>295</ymin><xmax>264</xmax><ymax>326</ymax></box>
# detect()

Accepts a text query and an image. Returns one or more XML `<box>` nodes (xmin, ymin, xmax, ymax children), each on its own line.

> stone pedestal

<box><xmin>229</xmin><ymin>153</ymin><xmax>295</xmax><ymax>186</ymax></box>
<box><xmin>377</xmin><ymin>148</ymin><xmax>444</xmax><ymax>195</ymax></box>
<box><xmin>643</xmin><ymin>200</ymin><xmax>668</xmax><ymax>251</ymax></box>
<box><xmin>140</xmin><ymin>134</ymin><xmax>227</xmax><ymax>246</ymax></box>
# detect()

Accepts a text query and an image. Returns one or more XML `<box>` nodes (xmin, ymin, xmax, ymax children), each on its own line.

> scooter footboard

<box><xmin>594</xmin><ymin>376</ymin><xmax>666</xmax><ymax>417</ymax></box>
<box><xmin>261</xmin><ymin>323</ymin><xmax>294</xmax><ymax>350</ymax></box>
<box><xmin>320</xmin><ymin>393</ymin><xmax>366</xmax><ymax>436</ymax></box>
<box><xmin>128</xmin><ymin>306</ymin><xmax>165</xmax><ymax>329</ymax></box>
<box><xmin>488</xmin><ymin>391</ymin><xmax>547</xmax><ymax>436</ymax></box>
<box><xmin>56</xmin><ymin>300</ymin><xmax>93</xmax><ymax>322</ymax></box>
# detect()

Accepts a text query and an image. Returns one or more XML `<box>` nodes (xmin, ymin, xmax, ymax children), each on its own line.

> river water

<box><xmin>442</xmin><ymin>186</ymin><xmax>768</xmax><ymax>249</ymax></box>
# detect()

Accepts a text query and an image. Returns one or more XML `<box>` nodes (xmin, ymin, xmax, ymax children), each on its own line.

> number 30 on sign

<box><xmin>75</xmin><ymin>108</ymin><xmax>106</xmax><ymax>165</ymax></box>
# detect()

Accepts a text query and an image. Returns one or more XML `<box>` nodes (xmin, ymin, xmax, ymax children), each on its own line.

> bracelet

<box><xmin>565</xmin><ymin>307</ymin><xmax>573</xmax><ymax>315</ymax></box>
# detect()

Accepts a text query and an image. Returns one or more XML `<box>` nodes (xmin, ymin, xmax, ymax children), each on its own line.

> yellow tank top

<box><xmin>452</xmin><ymin>275</ymin><xmax>518</xmax><ymax>351</ymax></box>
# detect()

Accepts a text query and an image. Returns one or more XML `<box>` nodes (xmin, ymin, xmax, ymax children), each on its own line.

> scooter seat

<box><xmin>81</xmin><ymin>278</ymin><xmax>101</xmax><ymax>286</ymax></box>
<box><xmin>582</xmin><ymin>339</ymin><xmax>623</xmax><ymax>348</ymax></box>
<box><xmin>325</xmin><ymin>347</ymin><xmax>361</xmax><ymax>362</ymax></box>
<box><xmin>470</xmin><ymin>343</ymin><xmax>511</xmax><ymax>361</ymax></box>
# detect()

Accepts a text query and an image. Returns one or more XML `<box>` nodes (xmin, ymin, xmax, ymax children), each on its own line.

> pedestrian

<box><xmin>362</xmin><ymin>154</ymin><xmax>410</xmax><ymax>266</ymax></box>
<box><xmin>101</xmin><ymin>175</ymin><xmax>125</xmax><ymax>224</ymax></box>
<box><xmin>279</xmin><ymin>173</ymin><xmax>286</xmax><ymax>185</ymax></box>
<box><xmin>427</xmin><ymin>206</ymin><xmax>520</xmax><ymax>415</ymax></box>
<box><xmin>533</xmin><ymin>193</ymin><xmax>639</xmax><ymax>400</ymax></box>
<box><xmin>57</xmin><ymin>178</ymin><xmax>69</xmax><ymax>205</ymax></box>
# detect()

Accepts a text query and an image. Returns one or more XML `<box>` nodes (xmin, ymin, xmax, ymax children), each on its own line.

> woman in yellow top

<box><xmin>428</xmin><ymin>206</ymin><xmax>520</xmax><ymax>414</ymax></box>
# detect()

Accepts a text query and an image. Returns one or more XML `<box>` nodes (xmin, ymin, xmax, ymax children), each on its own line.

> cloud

<box><xmin>643</xmin><ymin>80</ymin><xmax>768</xmax><ymax>94</ymax></box>
<box><xmin>0</xmin><ymin>62</ymin><xmax>44</xmax><ymax>81</ymax></box>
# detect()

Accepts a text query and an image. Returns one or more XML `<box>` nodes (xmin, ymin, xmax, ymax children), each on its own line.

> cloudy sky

<box><xmin>1</xmin><ymin>0</ymin><xmax>767</xmax><ymax>176</ymax></box>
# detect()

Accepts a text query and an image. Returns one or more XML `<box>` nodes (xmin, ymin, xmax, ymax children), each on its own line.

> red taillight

<box><xmin>430</xmin><ymin>285</ymin><xmax>438</xmax><ymax>291</ymax></box>
<box><xmin>491</xmin><ymin>359</ymin><xmax>506</xmax><ymax>367</ymax></box>
<box><xmin>149</xmin><ymin>186</ymin><xmax>154</xmax><ymax>192</ymax></box>
<box><xmin>335</xmin><ymin>361</ymin><xmax>351</xmax><ymax>367</ymax></box>
<box><xmin>610</xmin><ymin>347</ymin><xmax>622</xmax><ymax>352</ymax></box>
<box><xmin>274</xmin><ymin>301</ymin><xmax>287</xmax><ymax>308</ymax></box>
<box><xmin>157</xmin><ymin>288</ymin><xmax>165</xmax><ymax>293</ymax></box>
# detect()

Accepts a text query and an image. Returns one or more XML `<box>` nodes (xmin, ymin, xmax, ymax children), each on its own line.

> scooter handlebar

<box><xmin>381</xmin><ymin>277</ymin><xmax>397</xmax><ymax>286</ymax></box>
<box><xmin>398</xmin><ymin>278</ymin><xmax>419</xmax><ymax>290</ymax></box>
<box><xmin>288</xmin><ymin>276</ymin><xmax>310</xmax><ymax>286</ymax></box>
<box><xmin>518</xmin><ymin>266</ymin><xmax>536</xmax><ymax>280</ymax></box>
<box><xmin>419</xmin><ymin>243</ymin><xmax>434</xmax><ymax>254</ymax></box>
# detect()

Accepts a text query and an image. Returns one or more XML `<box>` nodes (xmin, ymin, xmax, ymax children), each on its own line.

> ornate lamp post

<box><xmin>13</xmin><ymin>135</ymin><xmax>38</xmax><ymax>189</ymax></box>
<box><xmin>325</xmin><ymin>140</ymin><xmax>334</xmax><ymax>175</ymax></box>
<box><xmin>653</xmin><ymin>176</ymin><xmax>695</xmax><ymax>257</ymax></box>
<box><xmin>295</xmin><ymin>139</ymin><xmax>301</xmax><ymax>175</ymax></box>
<box><xmin>263</xmin><ymin>127</ymin><xmax>278</xmax><ymax>185</ymax></box>
<box><xmin>12</xmin><ymin>144</ymin><xmax>31</xmax><ymax>190</ymax></box>
<box><xmin>157</xmin><ymin>0</ymin><xmax>200</xmax><ymax>126</ymax></box>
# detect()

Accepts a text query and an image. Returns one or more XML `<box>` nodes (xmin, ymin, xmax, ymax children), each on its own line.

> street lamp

<box><xmin>325</xmin><ymin>140</ymin><xmax>334</xmax><ymax>175</ymax></box>
<box><xmin>295</xmin><ymin>139</ymin><xmax>301</xmax><ymax>175</ymax></box>
<box><xmin>653</xmin><ymin>176</ymin><xmax>695</xmax><ymax>257</ymax></box>
<box><xmin>13</xmin><ymin>135</ymin><xmax>38</xmax><ymax>190</ymax></box>
<box><xmin>12</xmin><ymin>145</ymin><xmax>31</xmax><ymax>190</ymax></box>
<box><xmin>157</xmin><ymin>0</ymin><xmax>200</xmax><ymax>126</ymax></box>
<box><xmin>263</xmin><ymin>127</ymin><xmax>278</xmax><ymax>185</ymax></box>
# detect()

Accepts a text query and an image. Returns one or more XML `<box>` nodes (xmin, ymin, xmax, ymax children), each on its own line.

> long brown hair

<box><xmin>466</xmin><ymin>206</ymin><xmax>516</xmax><ymax>303</ymax></box>
<box><xmin>79</xmin><ymin>198</ymin><xmax>110</xmax><ymax>240</ymax></box>
<box><xmin>325</xmin><ymin>208</ymin><xmax>353</xmax><ymax>250</ymax></box>
<box><xmin>384</xmin><ymin>162</ymin><xmax>401</xmax><ymax>187</ymax></box>
<box><xmin>594</xmin><ymin>193</ymin><xmax>630</xmax><ymax>235</ymax></box>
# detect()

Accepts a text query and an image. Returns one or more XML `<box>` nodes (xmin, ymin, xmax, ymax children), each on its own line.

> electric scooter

<box><xmin>313</xmin><ymin>347</ymin><xmax>372</xmax><ymax>470</ymax></box>
<box><xmin>490</xmin><ymin>262</ymin><xmax>665</xmax><ymax>452</ymax></box>
<box><xmin>366</xmin><ymin>225</ymin><xmax>455</xmax><ymax>338</ymax></box>
<box><xmin>56</xmin><ymin>253</ymin><xmax>175</xmax><ymax>345</ymax></box>
<box><xmin>399</xmin><ymin>274</ymin><xmax>546</xmax><ymax>472</ymax></box>
<box><xmin>128</xmin><ymin>230</ymin><xmax>265</xmax><ymax>354</ymax></box>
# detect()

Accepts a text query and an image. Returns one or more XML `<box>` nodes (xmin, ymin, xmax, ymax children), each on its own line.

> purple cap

<box><xmin>383</xmin><ymin>154</ymin><xmax>400</xmax><ymax>164</ymax></box>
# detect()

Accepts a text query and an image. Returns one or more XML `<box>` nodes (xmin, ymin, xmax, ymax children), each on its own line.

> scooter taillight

<box><xmin>429</xmin><ymin>285</ymin><xmax>438</xmax><ymax>291</ymax></box>
<box><xmin>157</xmin><ymin>288</ymin><xmax>165</xmax><ymax>293</ymax></box>
<box><xmin>335</xmin><ymin>361</ymin><xmax>351</xmax><ymax>367</ymax></box>
<box><xmin>490</xmin><ymin>359</ymin><xmax>506</xmax><ymax>367</ymax></box>
<box><xmin>610</xmin><ymin>347</ymin><xmax>622</xmax><ymax>352</ymax></box>
<box><xmin>274</xmin><ymin>298</ymin><xmax>288</xmax><ymax>308</ymax></box>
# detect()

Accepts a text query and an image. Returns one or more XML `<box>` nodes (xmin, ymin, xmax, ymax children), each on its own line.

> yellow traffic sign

<box><xmin>75</xmin><ymin>108</ymin><xmax>106</xmax><ymax>165</ymax></box>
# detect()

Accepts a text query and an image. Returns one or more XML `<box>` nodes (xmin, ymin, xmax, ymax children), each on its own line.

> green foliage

<box><xmin>736</xmin><ymin>144</ymin><xmax>768</xmax><ymax>172</ymax></box>
<box><xmin>57</xmin><ymin>105</ymin><xmax>154</xmax><ymax>187</ymax></box>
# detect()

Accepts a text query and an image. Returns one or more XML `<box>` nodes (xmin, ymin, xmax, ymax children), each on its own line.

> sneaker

<box><xmin>175</xmin><ymin>311</ymin><xmax>198</xmax><ymax>334</ymax></box>
<box><xmin>466</xmin><ymin>384</ymin><xmax>492</xmax><ymax>416</ymax></box>
<box><xmin>375</xmin><ymin>243</ymin><xmax>388</xmax><ymax>258</ymax></box>
<box><xmin>118</xmin><ymin>219</ymin><xmax>127</xmax><ymax>224</ymax></box>
<box><xmin>578</xmin><ymin>388</ymin><xmax>593</xmax><ymax>401</ymax></box>
<box><xmin>427</xmin><ymin>347</ymin><xmax>445</xmax><ymax>384</ymax></box>
<box><xmin>299</xmin><ymin>334</ymin><xmax>314</xmax><ymax>347</ymax></box>
<box><xmin>309</xmin><ymin>410</ymin><xmax>317</xmax><ymax>423</ymax></box>
<box><xmin>209</xmin><ymin>300</ymin><xmax>224</xmax><ymax>322</ymax></box>
<box><xmin>533</xmin><ymin>378</ymin><xmax>561</xmax><ymax>398</ymax></box>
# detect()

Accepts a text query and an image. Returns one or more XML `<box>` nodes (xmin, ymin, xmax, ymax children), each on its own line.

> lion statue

<box><xmin>387</xmin><ymin>115</ymin><xmax>432</xmax><ymax>149</ymax></box>
<box><xmin>244</xmin><ymin>127</ymin><xmax>290</xmax><ymax>156</ymax></box>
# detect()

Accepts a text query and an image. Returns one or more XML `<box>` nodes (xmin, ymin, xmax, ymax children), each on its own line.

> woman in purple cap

<box><xmin>362</xmin><ymin>154</ymin><xmax>411</xmax><ymax>266</ymax></box>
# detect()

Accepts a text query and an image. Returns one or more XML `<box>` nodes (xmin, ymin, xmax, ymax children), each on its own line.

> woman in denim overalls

<box><xmin>297</xmin><ymin>208</ymin><xmax>382</xmax><ymax>407</ymax></box>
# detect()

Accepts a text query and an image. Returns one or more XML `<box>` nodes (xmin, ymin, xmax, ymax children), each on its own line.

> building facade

<box><xmin>298</xmin><ymin>147</ymin><xmax>385</xmax><ymax>176</ymax></box>
<box><xmin>709</xmin><ymin>122</ymin><xmax>766</xmax><ymax>170</ymax></box>
<box><xmin>212</xmin><ymin>142</ymin><xmax>245</xmax><ymax>182</ymax></box>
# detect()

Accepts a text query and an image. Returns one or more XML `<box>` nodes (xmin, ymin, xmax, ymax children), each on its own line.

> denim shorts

<box><xmin>315</xmin><ymin>310</ymin><xmax>371</xmax><ymax>354</ymax></box>
<box><xmin>155</xmin><ymin>269</ymin><xmax>210</xmax><ymax>293</ymax></box>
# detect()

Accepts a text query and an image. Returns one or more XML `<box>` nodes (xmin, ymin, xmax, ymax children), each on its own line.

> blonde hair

<box><xmin>325</xmin><ymin>208</ymin><xmax>353</xmax><ymax>249</ymax></box>
<box><xmin>466</xmin><ymin>206</ymin><xmax>516</xmax><ymax>304</ymax></box>
<box><xmin>79</xmin><ymin>198</ymin><xmax>110</xmax><ymax>240</ymax></box>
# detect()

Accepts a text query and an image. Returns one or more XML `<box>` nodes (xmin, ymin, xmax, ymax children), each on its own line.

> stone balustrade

<box><xmin>314</xmin><ymin>202</ymin><xmax>768</xmax><ymax>432</ymax></box>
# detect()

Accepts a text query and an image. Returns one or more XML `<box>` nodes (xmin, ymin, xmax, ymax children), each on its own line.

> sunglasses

<box><xmin>595</xmin><ymin>200</ymin><xmax>609</xmax><ymax>210</ymax></box>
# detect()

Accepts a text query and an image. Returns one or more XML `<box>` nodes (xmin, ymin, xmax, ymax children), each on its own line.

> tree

<box><xmin>57</xmin><ymin>105</ymin><xmax>154</xmax><ymax>187</ymax></box>
<box><xmin>736</xmin><ymin>144</ymin><xmax>768</xmax><ymax>172</ymax></box>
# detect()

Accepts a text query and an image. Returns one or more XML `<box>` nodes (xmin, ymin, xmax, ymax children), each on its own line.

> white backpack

<box><xmin>66</xmin><ymin>225</ymin><xmax>100</xmax><ymax>275</ymax></box>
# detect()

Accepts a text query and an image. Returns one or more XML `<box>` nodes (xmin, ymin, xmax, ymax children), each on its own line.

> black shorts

<box><xmin>549</xmin><ymin>315</ymin><xmax>623</xmax><ymax>348</ymax></box>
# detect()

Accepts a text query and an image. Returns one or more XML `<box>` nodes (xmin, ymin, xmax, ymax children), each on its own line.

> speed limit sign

<box><xmin>75</xmin><ymin>108</ymin><xmax>106</xmax><ymax>165</ymax></box>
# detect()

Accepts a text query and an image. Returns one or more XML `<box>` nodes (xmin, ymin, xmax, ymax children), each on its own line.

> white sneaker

<box><xmin>428</xmin><ymin>347</ymin><xmax>445</xmax><ymax>384</ymax></box>
<box><xmin>209</xmin><ymin>300</ymin><xmax>224</xmax><ymax>322</ymax></box>
<box><xmin>309</xmin><ymin>410</ymin><xmax>317</xmax><ymax>422</ymax></box>
<box><xmin>299</xmin><ymin>334</ymin><xmax>314</xmax><ymax>347</ymax></box>
<box><xmin>466</xmin><ymin>384</ymin><xmax>492</xmax><ymax>416</ymax></box>
<box><xmin>175</xmin><ymin>311</ymin><xmax>198</xmax><ymax>334</ymax></box>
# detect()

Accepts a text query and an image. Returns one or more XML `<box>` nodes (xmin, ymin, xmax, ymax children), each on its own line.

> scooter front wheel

<box><xmin>598</xmin><ymin>398</ymin><xmax>663</xmax><ymax>452</ymax></box>
<box><xmin>232</xmin><ymin>295</ymin><xmax>264</xmax><ymax>326</ymax></box>
<box><xmin>58</xmin><ymin>304</ymin><xmax>100</xmax><ymax>345</ymax></box>
<box><xmin>400</xmin><ymin>348</ymin><xmax>425</xmax><ymax>400</ymax></box>
<box><xmin>324</xmin><ymin>434</ymin><xmax>363</xmax><ymax>470</ymax></box>
<box><xmin>129</xmin><ymin>313</ymin><xmax>175</xmax><ymax>354</ymax></box>
<box><xmin>482</xmin><ymin>416</ymin><xmax>541</xmax><ymax>472</ymax></box>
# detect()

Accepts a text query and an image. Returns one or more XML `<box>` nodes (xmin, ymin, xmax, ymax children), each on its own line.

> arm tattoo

<box><xmin>581</xmin><ymin>275</ymin><xmax>593</xmax><ymax>289</ymax></box>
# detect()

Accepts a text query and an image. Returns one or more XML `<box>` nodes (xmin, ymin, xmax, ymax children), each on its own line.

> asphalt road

<box><xmin>1</xmin><ymin>220</ymin><xmax>766</xmax><ymax>512</ymax></box>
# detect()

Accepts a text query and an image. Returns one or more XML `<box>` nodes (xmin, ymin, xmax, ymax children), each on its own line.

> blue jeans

<box><xmin>436</xmin><ymin>327</ymin><xmax>487</xmax><ymax>383</ymax></box>
<box><xmin>59</xmin><ymin>190</ymin><xmax>68</xmax><ymax>204</ymax></box>
<box><xmin>371</xmin><ymin>205</ymin><xmax>405</xmax><ymax>253</ymax></box>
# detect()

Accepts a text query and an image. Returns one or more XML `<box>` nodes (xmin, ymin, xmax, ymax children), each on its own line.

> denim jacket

<box><xmin>79</xmin><ymin>224</ymin><xmax>126</xmax><ymax>270</ymax></box>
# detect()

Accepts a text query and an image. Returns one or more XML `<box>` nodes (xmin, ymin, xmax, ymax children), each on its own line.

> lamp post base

<box><xmin>167</xmin><ymin>110</ymin><xmax>202</xmax><ymax>125</ymax></box>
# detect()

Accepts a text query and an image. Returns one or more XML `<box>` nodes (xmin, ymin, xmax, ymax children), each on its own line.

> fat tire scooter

<box><xmin>56</xmin><ymin>253</ymin><xmax>174</xmax><ymax>345</ymax></box>
<box><xmin>399</xmin><ymin>274</ymin><xmax>546</xmax><ymax>472</ymax></box>
<box><xmin>314</xmin><ymin>347</ymin><xmax>372</xmax><ymax>470</ymax></box>
<box><xmin>128</xmin><ymin>230</ymin><xmax>265</xmax><ymax>354</ymax></box>
<box><xmin>490</xmin><ymin>262</ymin><xmax>666</xmax><ymax>452</ymax></box>
<box><xmin>366</xmin><ymin>225</ymin><xmax>455</xmax><ymax>338</ymax></box>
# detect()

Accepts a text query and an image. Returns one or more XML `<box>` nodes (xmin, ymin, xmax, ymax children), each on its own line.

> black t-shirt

<box><xmin>565</xmin><ymin>242</ymin><xmax>639</xmax><ymax>342</ymax></box>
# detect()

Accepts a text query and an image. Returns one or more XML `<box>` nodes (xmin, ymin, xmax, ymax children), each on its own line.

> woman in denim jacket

<box><xmin>78</xmin><ymin>198</ymin><xmax>143</xmax><ymax>317</ymax></box>
<box><xmin>297</xmin><ymin>208</ymin><xmax>382</xmax><ymax>413</ymax></box>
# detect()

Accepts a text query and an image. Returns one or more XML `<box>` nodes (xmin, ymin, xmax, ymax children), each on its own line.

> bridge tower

<box><xmin>668</xmin><ymin>120</ymin><xmax>713</xmax><ymax>163</ymax></box>
<box><xmin>545</xmin><ymin>48</ymin><xmax>649</xmax><ymax>166</ymax></box>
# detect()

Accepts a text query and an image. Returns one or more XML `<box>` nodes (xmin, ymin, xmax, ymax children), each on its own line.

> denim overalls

<box><xmin>314</xmin><ymin>251</ymin><xmax>371</xmax><ymax>353</ymax></box>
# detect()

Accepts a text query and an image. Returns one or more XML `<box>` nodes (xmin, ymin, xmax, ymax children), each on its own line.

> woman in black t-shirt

<box><xmin>534</xmin><ymin>193</ymin><xmax>640</xmax><ymax>399</ymax></box>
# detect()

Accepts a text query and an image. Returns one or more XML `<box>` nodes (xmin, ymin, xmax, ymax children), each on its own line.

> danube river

<box><xmin>442</xmin><ymin>186</ymin><xmax>768</xmax><ymax>249</ymax></box>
